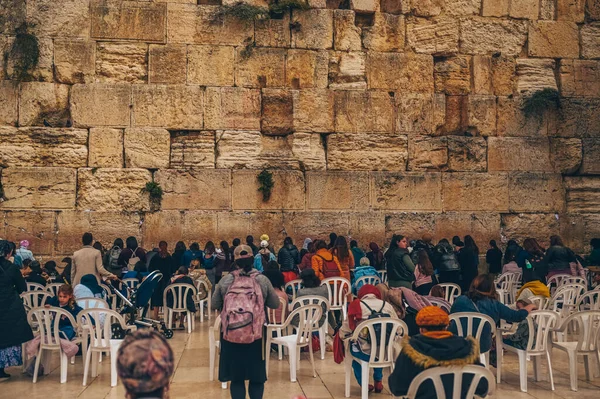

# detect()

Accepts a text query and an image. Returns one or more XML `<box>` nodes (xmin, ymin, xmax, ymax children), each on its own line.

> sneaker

<box><xmin>368</xmin><ymin>384</ymin><xmax>374</xmax><ymax>393</ymax></box>
<box><xmin>374</xmin><ymin>381</ymin><xmax>384</xmax><ymax>393</ymax></box>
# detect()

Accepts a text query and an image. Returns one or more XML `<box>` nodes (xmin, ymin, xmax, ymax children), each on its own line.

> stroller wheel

<box><xmin>163</xmin><ymin>329</ymin><xmax>174</xmax><ymax>339</ymax></box>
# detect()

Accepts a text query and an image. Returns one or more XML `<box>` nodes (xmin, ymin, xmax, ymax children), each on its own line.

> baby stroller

<box><xmin>108</xmin><ymin>270</ymin><xmax>174</xmax><ymax>339</ymax></box>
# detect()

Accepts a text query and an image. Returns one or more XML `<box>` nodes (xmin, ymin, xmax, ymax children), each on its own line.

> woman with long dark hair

<box><xmin>485</xmin><ymin>240</ymin><xmax>503</xmax><ymax>275</ymax></box>
<box><xmin>366</xmin><ymin>242</ymin><xmax>385</xmax><ymax>270</ymax></box>
<box><xmin>385</xmin><ymin>235</ymin><xmax>415</xmax><ymax>288</ymax></box>
<box><xmin>459</xmin><ymin>235</ymin><xmax>480</xmax><ymax>292</ymax></box>
<box><xmin>413</xmin><ymin>250</ymin><xmax>438</xmax><ymax>295</ymax></box>
<box><xmin>118</xmin><ymin>236</ymin><xmax>147</xmax><ymax>271</ymax></box>
<box><xmin>215</xmin><ymin>240</ymin><xmax>233</xmax><ymax>284</ymax></box>
<box><xmin>519</xmin><ymin>238</ymin><xmax>547</xmax><ymax>283</ymax></box>
<box><xmin>543</xmin><ymin>235</ymin><xmax>575</xmax><ymax>278</ymax></box>
<box><xmin>172</xmin><ymin>241</ymin><xmax>186</xmax><ymax>267</ymax></box>
<box><xmin>203</xmin><ymin>241</ymin><xmax>217</xmax><ymax>287</ymax></box>
<box><xmin>332</xmin><ymin>236</ymin><xmax>353</xmax><ymax>281</ymax></box>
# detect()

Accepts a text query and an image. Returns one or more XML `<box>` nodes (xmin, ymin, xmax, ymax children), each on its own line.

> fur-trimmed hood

<box><xmin>401</xmin><ymin>334</ymin><xmax>480</xmax><ymax>368</ymax></box>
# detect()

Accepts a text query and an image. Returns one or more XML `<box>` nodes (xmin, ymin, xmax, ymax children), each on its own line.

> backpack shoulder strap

<box><xmin>360</xmin><ymin>300</ymin><xmax>376</xmax><ymax>314</ymax></box>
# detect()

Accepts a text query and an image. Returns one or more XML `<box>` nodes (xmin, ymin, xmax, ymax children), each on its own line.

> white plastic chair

<box><xmin>432</xmin><ymin>283</ymin><xmax>461</xmax><ymax>305</ymax></box>
<box><xmin>577</xmin><ymin>291</ymin><xmax>600</xmax><ymax>311</ymax></box>
<box><xmin>558</xmin><ymin>275</ymin><xmax>587</xmax><ymax>289</ymax></box>
<box><xmin>27</xmin><ymin>282</ymin><xmax>45</xmax><ymax>291</ymax></box>
<box><xmin>284</xmin><ymin>279</ymin><xmax>303</xmax><ymax>305</ymax></box>
<box><xmin>122</xmin><ymin>278</ymin><xmax>139</xmax><ymax>290</ymax></box>
<box><xmin>376</xmin><ymin>270</ymin><xmax>387</xmax><ymax>284</ymax></box>
<box><xmin>428</xmin><ymin>297</ymin><xmax>451</xmax><ymax>313</ymax></box>
<box><xmin>502</xmin><ymin>310</ymin><xmax>558</xmax><ymax>392</ymax></box>
<box><xmin>547</xmin><ymin>273</ymin><xmax>572</xmax><ymax>295</ymax></box>
<box><xmin>208</xmin><ymin>315</ymin><xmax>227</xmax><ymax>389</ymax></box>
<box><xmin>77</xmin><ymin>297</ymin><xmax>110</xmax><ymax>310</ymax></box>
<box><xmin>99</xmin><ymin>283</ymin><xmax>118</xmax><ymax>310</ymax></box>
<box><xmin>449</xmin><ymin>312</ymin><xmax>503</xmax><ymax>383</ymax></box>
<box><xmin>265</xmin><ymin>304</ymin><xmax>322</xmax><ymax>382</ymax></box>
<box><xmin>353</xmin><ymin>275</ymin><xmax>381</xmax><ymax>293</ymax></box>
<box><xmin>401</xmin><ymin>365</ymin><xmax>496</xmax><ymax>399</ymax></box>
<box><xmin>551</xmin><ymin>284</ymin><xmax>586</xmax><ymax>340</ymax></box>
<box><xmin>45</xmin><ymin>283</ymin><xmax>63</xmax><ymax>297</ymax></box>
<box><xmin>266</xmin><ymin>297</ymin><xmax>288</xmax><ymax>361</ymax></box>
<box><xmin>194</xmin><ymin>279</ymin><xmax>212</xmax><ymax>323</ymax></box>
<box><xmin>528</xmin><ymin>295</ymin><xmax>550</xmax><ymax>310</ymax></box>
<box><xmin>321</xmin><ymin>277</ymin><xmax>351</xmax><ymax>321</ymax></box>
<box><xmin>291</xmin><ymin>295</ymin><xmax>330</xmax><ymax>360</ymax></box>
<box><xmin>163</xmin><ymin>283</ymin><xmax>196</xmax><ymax>333</ymax></box>
<box><xmin>21</xmin><ymin>291</ymin><xmax>52</xmax><ymax>308</ymax></box>
<box><xmin>27</xmin><ymin>307</ymin><xmax>82</xmax><ymax>383</ymax></box>
<box><xmin>495</xmin><ymin>272</ymin><xmax>520</xmax><ymax>305</ymax></box>
<box><xmin>553</xmin><ymin>310</ymin><xmax>600</xmax><ymax>391</ymax></box>
<box><xmin>344</xmin><ymin>318</ymin><xmax>408</xmax><ymax>399</ymax></box>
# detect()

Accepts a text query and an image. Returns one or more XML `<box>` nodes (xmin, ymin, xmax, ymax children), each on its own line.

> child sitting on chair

<box><xmin>502</xmin><ymin>299</ymin><xmax>537</xmax><ymax>350</ymax></box>
<box><xmin>167</xmin><ymin>267</ymin><xmax>197</xmax><ymax>329</ymax></box>
<box><xmin>46</xmin><ymin>285</ymin><xmax>83</xmax><ymax>340</ymax></box>
<box><xmin>188</xmin><ymin>259</ymin><xmax>212</xmax><ymax>300</ymax></box>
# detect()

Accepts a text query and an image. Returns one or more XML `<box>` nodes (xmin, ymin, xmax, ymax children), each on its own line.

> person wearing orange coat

<box><xmin>311</xmin><ymin>239</ymin><xmax>343</xmax><ymax>281</ymax></box>
<box><xmin>331</xmin><ymin>236</ymin><xmax>353</xmax><ymax>281</ymax></box>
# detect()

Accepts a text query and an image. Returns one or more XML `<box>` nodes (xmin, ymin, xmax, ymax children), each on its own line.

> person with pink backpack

<box><xmin>212</xmin><ymin>244</ymin><xmax>280</xmax><ymax>399</ymax></box>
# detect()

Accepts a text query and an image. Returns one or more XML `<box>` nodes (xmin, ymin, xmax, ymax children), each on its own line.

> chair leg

<box><xmin>583</xmin><ymin>355</ymin><xmax>592</xmax><ymax>381</ymax></box>
<box><xmin>308</xmin><ymin>341</ymin><xmax>317</xmax><ymax>378</ymax></box>
<box><xmin>344</xmin><ymin>354</ymin><xmax>352</xmax><ymax>398</ymax></box>
<box><xmin>110</xmin><ymin>342</ymin><xmax>119</xmax><ymax>387</ymax></box>
<box><xmin>60</xmin><ymin>352</ymin><xmax>68</xmax><ymax>384</ymax></box>
<box><xmin>496</xmin><ymin>335</ymin><xmax>503</xmax><ymax>384</ymax></box>
<box><xmin>288</xmin><ymin>345</ymin><xmax>297</xmax><ymax>383</ymax></box>
<box><xmin>32</xmin><ymin>349</ymin><xmax>43</xmax><ymax>383</ymax></box>
<box><xmin>319</xmin><ymin>326</ymin><xmax>326</xmax><ymax>360</ymax></box>
<box><xmin>277</xmin><ymin>329</ymin><xmax>283</xmax><ymax>361</ymax></box>
<box><xmin>566</xmin><ymin>350</ymin><xmax>578</xmax><ymax>391</ymax></box>
<box><xmin>546</xmin><ymin>351</ymin><xmax>555</xmax><ymax>391</ymax></box>
<box><xmin>518</xmin><ymin>351</ymin><xmax>528</xmax><ymax>392</ymax></box>
<box><xmin>209</xmin><ymin>344</ymin><xmax>215</xmax><ymax>381</ymax></box>
<box><xmin>221</xmin><ymin>382</ymin><xmax>227</xmax><ymax>389</ymax></box>
<box><xmin>265</xmin><ymin>334</ymin><xmax>272</xmax><ymax>378</ymax></box>
<box><xmin>200</xmin><ymin>302</ymin><xmax>204</xmax><ymax>323</ymax></box>
<box><xmin>361</xmin><ymin>361</ymin><xmax>369</xmax><ymax>399</ymax></box>
<box><xmin>82</xmin><ymin>347</ymin><xmax>92</xmax><ymax>386</ymax></box>
<box><xmin>533</xmin><ymin>355</ymin><xmax>541</xmax><ymax>382</ymax></box>
<box><xmin>91</xmin><ymin>351</ymin><xmax>98</xmax><ymax>378</ymax></box>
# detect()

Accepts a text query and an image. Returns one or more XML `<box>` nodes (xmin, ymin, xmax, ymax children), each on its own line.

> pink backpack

<box><xmin>221</xmin><ymin>270</ymin><xmax>265</xmax><ymax>344</ymax></box>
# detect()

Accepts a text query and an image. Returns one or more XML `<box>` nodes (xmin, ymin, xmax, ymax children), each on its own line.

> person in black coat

<box><xmin>485</xmin><ymin>240</ymin><xmax>503</xmax><ymax>275</ymax></box>
<box><xmin>0</xmin><ymin>240</ymin><xmax>34</xmax><ymax>378</ymax></box>
<box><xmin>149</xmin><ymin>241</ymin><xmax>175</xmax><ymax>319</ymax></box>
<box><xmin>25</xmin><ymin>260</ymin><xmax>47</xmax><ymax>287</ymax></box>
<box><xmin>277</xmin><ymin>237</ymin><xmax>301</xmax><ymax>273</ymax></box>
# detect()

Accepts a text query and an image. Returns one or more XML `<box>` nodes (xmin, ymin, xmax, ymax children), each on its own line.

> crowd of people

<box><xmin>0</xmin><ymin>231</ymin><xmax>598</xmax><ymax>399</ymax></box>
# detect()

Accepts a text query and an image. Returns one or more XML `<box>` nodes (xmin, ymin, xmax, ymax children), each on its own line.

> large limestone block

<box><xmin>327</xmin><ymin>133</ymin><xmax>408</xmax><ymax>171</ymax></box>
<box><xmin>540</xmin><ymin>0</ymin><xmax>556</xmax><ymax>18</ymax></box>
<box><xmin>460</xmin><ymin>18</ymin><xmax>528</xmax><ymax>56</ymax></box>
<box><xmin>434</xmin><ymin>56</ymin><xmax>471</xmax><ymax>95</ymax></box>
<box><xmin>0</xmin><ymin>82</ymin><xmax>18</xmax><ymax>126</ymax></box>
<box><xmin>334</xmin><ymin>91</ymin><xmax>394</xmax><ymax>133</ymax></box>
<box><xmin>408</xmin><ymin>136</ymin><xmax>448</xmax><ymax>171</ymax></box>
<box><xmin>509</xmin><ymin>0</ymin><xmax>539</xmax><ymax>19</ymax></box>
<box><xmin>281</xmin><ymin>211</ymin><xmax>346</xmax><ymax>245</ymax></box>
<box><xmin>333</xmin><ymin>10</ymin><xmax>361</xmax><ymax>51</ymax></box>
<box><xmin>473</xmin><ymin>56</ymin><xmax>493</xmax><ymax>94</ymax></box>
<box><xmin>132</xmin><ymin>85</ymin><xmax>203</xmax><ymax>129</ymax></box>
<box><xmin>167</xmin><ymin>4</ymin><xmax>252</xmax><ymax>45</ymax></box>
<box><xmin>88</xmin><ymin>128</ymin><xmax>124</xmax><ymax>168</ymax></box>
<box><xmin>380</xmin><ymin>0</ymin><xmax>409</xmax><ymax>14</ymax></box>
<box><xmin>235</xmin><ymin>48</ymin><xmax>286</xmax><ymax>88</ymax></box>
<box><xmin>124</xmin><ymin>128</ymin><xmax>170</xmax><ymax>168</ymax></box>
<box><xmin>255</xmin><ymin>14</ymin><xmax>291</xmax><ymax>48</ymax></box>
<box><xmin>141</xmin><ymin>210</ymin><xmax>182</xmax><ymax>250</ymax></box>
<box><xmin>0</xmin><ymin>0</ymin><xmax>26</xmax><ymax>34</ymax></box>
<box><xmin>371</xmin><ymin>172</ymin><xmax>442</xmax><ymax>210</ymax></box>
<box><xmin>328</xmin><ymin>51</ymin><xmax>367</xmax><ymax>90</ymax></box>
<box><xmin>566</xmin><ymin>177</ymin><xmax>600</xmax><ymax>212</ymax></box>
<box><xmin>442</xmin><ymin>173</ymin><xmax>509</xmax><ymax>211</ymax></box>
<box><xmin>96</xmin><ymin>42</ymin><xmax>148</xmax><ymax>83</ymax></box>
<box><xmin>148</xmin><ymin>44</ymin><xmax>187</xmax><ymax>84</ymax></box>
<box><xmin>560</xmin><ymin>59</ymin><xmax>600</xmax><ymax>97</ymax></box>
<box><xmin>509</xmin><ymin>172</ymin><xmax>566</xmax><ymax>212</ymax></box>
<box><xmin>216</xmin><ymin>212</ymin><xmax>284</xmax><ymax>247</ymax></box>
<box><xmin>501</xmin><ymin>213</ymin><xmax>559</xmax><ymax>248</ymax></box>
<box><xmin>350</xmin><ymin>0</ymin><xmax>379</xmax><ymax>12</ymax></box>
<box><xmin>291</xmin><ymin>133</ymin><xmax>326</xmax><ymax>170</ymax></box>
<box><xmin>349</xmin><ymin>212</ymin><xmax>386</xmax><ymax>249</ymax></box>
<box><xmin>231</xmin><ymin>170</ymin><xmax>305</xmax><ymax>210</ymax></box>
<box><xmin>557</xmin><ymin>0</ymin><xmax>586</xmax><ymax>22</ymax></box>
<box><xmin>291</xmin><ymin>9</ymin><xmax>334</xmax><ymax>50</ymax></box>
<box><xmin>362</xmin><ymin>13</ymin><xmax>405</xmax><ymax>52</ymax></box>
<box><xmin>588</xmin><ymin>0</ymin><xmax>600</xmax><ymax>20</ymax></box>
<box><xmin>286</xmin><ymin>50</ymin><xmax>328</xmax><ymax>89</ymax></box>
<box><xmin>549</xmin><ymin>137</ymin><xmax>582</xmax><ymax>174</ymax></box>
<box><xmin>447</xmin><ymin>136</ymin><xmax>487</xmax><ymax>172</ymax></box>
<box><xmin>188</xmin><ymin>45</ymin><xmax>235</xmax><ymax>86</ymax></box>
<box><xmin>434</xmin><ymin>212</ymin><xmax>500</xmax><ymax>247</ymax></box>
<box><xmin>581</xmin><ymin>23</ymin><xmax>600</xmax><ymax>59</ymax></box>
<box><xmin>445</xmin><ymin>0</ymin><xmax>481</xmax><ymax>15</ymax></box>
<box><xmin>3</xmin><ymin>36</ymin><xmax>53</xmax><ymax>82</ymax></box>
<box><xmin>293</xmin><ymin>89</ymin><xmax>334</xmax><ymax>132</ymax></box>
<box><xmin>54</xmin><ymin>39</ymin><xmax>95</xmax><ymax>84</ymax></box>
<box><xmin>528</xmin><ymin>21</ymin><xmax>580</xmax><ymax>58</ymax></box>
<box><xmin>488</xmin><ymin>137</ymin><xmax>552</xmax><ymax>171</ymax></box>
<box><xmin>397</xmin><ymin>93</ymin><xmax>445</xmax><ymax>134</ymax></box>
<box><xmin>496</xmin><ymin>96</ymin><xmax>555</xmax><ymax>137</ymax></box>
<box><xmin>205</xmin><ymin>87</ymin><xmax>261</xmax><ymax>130</ymax></box>
<box><xmin>215</xmin><ymin>130</ymin><xmax>261</xmax><ymax>168</ymax></box>
<box><xmin>0</xmin><ymin>167</ymin><xmax>76</xmax><ymax>209</ymax></box>
<box><xmin>27</xmin><ymin>0</ymin><xmax>89</xmax><ymax>37</ymax></box>
<box><xmin>407</xmin><ymin>18</ymin><xmax>459</xmax><ymax>56</ymax></box>
<box><xmin>442</xmin><ymin>95</ymin><xmax>468</xmax><ymax>134</ymax></box>
<box><xmin>556</xmin><ymin>98</ymin><xmax>600</xmax><ymax>137</ymax></box>
<box><xmin>170</xmin><ymin>131</ymin><xmax>215</xmax><ymax>169</ymax></box>
<box><xmin>91</xmin><ymin>0</ymin><xmax>166</xmax><ymax>42</ymax></box>
<box><xmin>516</xmin><ymin>58</ymin><xmax>558</xmax><ymax>94</ymax></box>
<box><xmin>3</xmin><ymin>211</ymin><xmax>55</xmax><ymax>255</ymax></box>
<box><xmin>307</xmin><ymin>171</ymin><xmax>369</xmax><ymax>210</ymax></box>
<box><xmin>56</xmin><ymin>211</ymin><xmax>141</xmax><ymax>255</ymax></box>
<box><xmin>77</xmin><ymin>168</ymin><xmax>151</xmax><ymax>211</ymax></box>
<box><xmin>261</xmin><ymin>89</ymin><xmax>293</xmax><ymax>136</ymax></box>
<box><xmin>482</xmin><ymin>0</ymin><xmax>509</xmax><ymax>16</ymax></box>
<box><xmin>412</xmin><ymin>0</ymin><xmax>443</xmax><ymax>16</ymax></box>
<box><xmin>582</xmin><ymin>138</ymin><xmax>600</xmax><ymax>174</ymax></box>
<box><xmin>491</xmin><ymin>56</ymin><xmax>517</xmax><ymax>96</ymax></box>
<box><xmin>71</xmin><ymin>84</ymin><xmax>131</xmax><ymax>127</ymax></box>
<box><xmin>367</xmin><ymin>53</ymin><xmax>434</xmax><ymax>92</ymax></box>
<box><xmin>18</xmin><ymin>82</ymin><xmax>70</xmax><ymax>127</ymax></box>
<box><xmin>155</xmin><ymin>169</ymin><xmax>231</xmax><ymax>210</ymax></box>
<box><xmin>466</xmin><ymin>95</ymin><xmax>497</xmax><ymax>136</ymax></box>
<box><xmin>385</xmin><ymin>212</ymin><xmax>437</xmax><ymax>242</ymax></box>
<box><xmin>0</xmin><ymin>127</ymin><xmax>88</xmax><ymax>167</ymax></box>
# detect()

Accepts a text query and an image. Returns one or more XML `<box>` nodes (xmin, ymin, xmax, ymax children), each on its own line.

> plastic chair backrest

<box><xmin>284</xmin><ymin>279</ymin><xmax>303</xmax><ymax>302</ymax></box>
<box><xmin>551</xmin><ymin>284</ymin><xmax>586</xmax><ymax>315</ymax></box>
<box><xmin>436</xmin><ymin>283</ymin><xmax>461</xmax><ymax>304</ymax></box>
<box><xmin>449</xmin><ymin>312</ymin><xmax>496</xmax><ymax>344</ymax></box>
<box><xmin>547</xmin><ymin>273</ymin><xmax>572</xmax><ymax>288</ymax></box>
<box><xmin>577</xmin><ymin>291</ymin><xmax>600</xmax><ymax>311</ymax></box>
<box><xmin>163</xmin><ymin>283</ymin><xmax>196</xmax><ymax>312</ymax></box>
<box><xmin>351</xmin><ymin>318</ymin><xmax>408</xmax><ymax>366</ymax></box>
<box><xmin>558</xmin><ymin>310</ymin><xmax>600</xmax><ymax>352</ymax></box>
<box><xmin>20</xmin><ymin>291</ymin><xmax>52</xmax><ymax>308</ymax></box>
<box><xmin>558</xmin><ymin>276</ymin><xmax>587</xmax><ymax>288</ymax></box>
<box><xmin>195</xmin><ymin>279</ymin><xmax>210</xmax><ymax>295</ymax></box>
<box><xmin>283</xmin><ymin>304</ymin><xmax>322</xmax><ymax>346</ymax></box>
<box><xmin>526</xmin><ymin>311</ymin><xmax>558</xmax><ymax>354</ymax></box>
<box><xmin>267</xmin><ymin>297</ymin><xmax>288</xmax><ymax>325</ymax></box>
<box><xmin>210</xmin><ymin>314</ymin><xmax>222</xmax><ymax>348</ymax></box>
<box><xmin>46</xmin><ymin>283</ymin><xmax>63</xmax><ymax>297</ymax></box>
<box><xmin>291</xmin><ymin>295</ymin><xmax>329</xmax><ymax>328</ymax></box>
<box><xmin>529</xmin><ymin>295</ymin><xmax>549</xmax><ymax>310</ymax></box>
<box><xmin>28</xmin><ymin>307</ymin><xmax>77</xmax><ymax>348</ymax></box>
<box><xmin>27</xmin><ymin>282</ymin><xmax>45</xmax><ymax>291</ymax></box>
<box><xmin>377</xmin><ymin>270</ymin><xmax>388</xmax><ymax>283</ymax></box>
<box><xmin>123</xmin><ymin>278</ymin><xmax>139</xmax><ymax>289</ymax></box>
<box><xmin>78</xmin><ymin>308</ymin><xmax>127</xmax><ymax>350</ymax></box>
<box><xmin>428</xmin><ymin>298</ymin><xmax>451</xmax><ymax>313</ymax></box>
<box><xmin>354</xmin><ymin>275</ymin><xmax>381</xmax><ymax>289</ymax></box>
<box><xmin>404</xmin><ymin>365</ymin><xmax>496</xmax><ymax>399</ymax></box>
<box><xmin>321</xmin><ymin>277</ymin><xmax>351</xmax><ymax>309</ymax></box>
<box><xmin>77</xmin><ymin>297</ymin><xmax>110</xmax><ymax>310</ymax></box>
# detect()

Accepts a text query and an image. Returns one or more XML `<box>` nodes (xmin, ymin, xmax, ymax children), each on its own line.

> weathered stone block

<box><xmin>2</xmin><ymin>36</ymin><xmax>53</xmax><ymax>82</ymax></box>
<box><xmin>528</xmin><ymin>21</ymin><xmax>580</xmax><ymax>58</ymax></box>
<box><xmin>283</xmin><ymin>212</ymin><xmax>348</xmax><ymax>244</ymax></box>
<box><xmin>550</xmin><ymin>137</ymin><xmax>582</xmax><ymax>174</ymax></box>
<box><xmin>442</xmin><ymin>173</ymin><xmax>509</xmax><ymax>211</ymax></box>
<box><xmin>385</xmin><ymin>212</ymin><xmax>437</xmax><ymax>242</ymax></box>
<box><xmin>407</xmin><ymin>18</ymin><xmax>459</xmax><ymax>56</ymax></box>
<box><xmin>96</xmin><ymin>42</ymin><xmax>148</xmax><ymax>83</ymax></box>
<box><xmin>216</xmin><ymin>211</ymin><xmax>284</xmax><ymax>247</ymax></box>
<box><xmin>557</xmin><ymin>0</ymin><xmax>586</xmax><ymax>22</ymax></box>
<box><xmin>0</xmin><ymin>82</ymin><xmax>18</xmax><ymax>126</ymax></box>
<box><xmin>0</xmin><ymin>167</ymin><xmax>76</xmax><ymax>209</ymax></box>
<box><xmin>560</xmin><ymin>59</ymin><xmax>600</xmax><ymax>97</ymax></box>
<box><xmin>124</xmin><ymin>128</ymin><xmax>170</xmax><ymax>168</ymax></box>
<box><xmin>445</xmin><ymin>0</ymin><xmax>481</xmax><ymax>15</ymax></box>
<box><xmin>588</xmin><ymin>0</ymin><xmax>600</xmax><ymax>20</ymax></box>
<box><xmin>53</xmin><ymin>39</ymin><xmax>95</xmax><ymax>84</ymax></box>
<box><xmin>362</xmin><ymin>13</ymin><xmax>405</xmax><ymax>52</ymax></box>
<box><xmin>334</xmin><ymin>91</ymin><xmax>394</xmax><ymax>133</ymax></box>
<box><xmin>434</xmin><ymin>56</ymin><xmax>471</xmax><ymax>95</ymax></box>
<box><xmin>397</xmin><ymin>93</ymin><xmax>444</xmax><ymax>134</ymax></box>
<box><xmin>333</xmin><ymin>10</ymin><xmax>361</xmax><ymax>51</ymax></box>
<box><xmin>482</xmin><ymin>0</ymin><xmax>509</xmax><ymax>16</ymax></box>
<box><xmin>148</xmin><ymin>44</ymin><xmax>187</xmax><ymax>84</ymax></box>
<box><xmin>170</xmin><ymin>131</ymin><xmax>215</xmax><ymax>169</ymax></box>
<box><xmin>442</xmin><ymin>95</ymin><xmax>468</xmax><ymax>134</ymax></box>
<box><xmin>432</xmin><ymin>212</ymin><xmax>500</xmax><ymax>246</ymax></box>
<box><xmin>488</xmin><ymin>137</ymin><xmax>552</xmax><ymax>171</ymax></box>
<box><xmin>408</xmin><ymin>136</ymin><xmax>448</xmax><ymax>170</ymax></box>
<box><xmin>327</xmin><ymin>133</ymin><xmax>408</xmax><ymax>171</ymax></box>
<box><xmin>187</xmin><ymin>45</ymin><xmax>235</xmax><ymax>86</ymax></box>
<box><xmin>328</xmin><ymin>51</ymin><xmax>366</xmax><ymax>90</ymax></box>
<box><xmin>447</xmin><ymin>136</ymin><xmax>487</xmax><ymax>172</ymax></box>
<box><xmin>350</xmin><ymin>0</ymin><xmax>379</xmax><ymax>12</ymax></box>
<box><xmin>235</xmin><ymin>48</ymin><xmax>286</xmax><ymax>88</ymax></box>
<box><xmin>509</xmin><ymin>0</ymin><xmax>539</xmax><ymax>19</ymax></box>
<box><xmin>155</xmin><ymin>169</ymin><xmax>231</xmax><ymax>210</ymax></box>
<box><xmin>286</xmin><ymin>50</ymin><xmax>329</xmax><ymax>89</ymax></box>
<box><xmin>412</xmin><ymin>0</ymin><xmax>443</xmax><ymax>16</ymax></box>
<box><xmin>582</xmin><ymin>138</ymin><xmax>600</xmax><ymax>174</ymax></box>
<box><xmin>215</xmin><ymin>130</ymin><xmax>261</xmax><ymax>169</ymax></box>
<box><xmin>540</xmin><ymin>0</ymin><xmax>556</xmax><ymax>18</ymax></box>
<box><xmin>516</xmin><ymin>58</ymin><xmax>557</xmax><ymax>94</ymax></box>
<box><xmin>205</xmin><ymin>87</ymin><xmax>261</xmax><ymax>130</ymax></box>
<box><xmin>291</xmin><ymin>9</ymin><xmax>334</xmax><ymax>50</ymax></box>
<box><xmin>367</xmin><ymin>52</ymin><xmax>434</xmax><ymax>92</ymax></box>
<box><xmin>18</xmin><ymin>82</ymin><xmax>70</xmax><ymax>127</ymax></box>
<box><xmin>566</xmin><ymin>177</ymin><xmax>600</xmax><ymax>212</ymax></box>
<box><xmin>0</xmin><ymin>127</ymin><xmax>88</xmax><ymax>168</ymax></box>
<box><xmin>255</xmin><ymin>14</ymin><xmax>291</xmax><ymax>48</ymax></box>
<box><xmin>132</xmin><ymin>85</ymin><xmax>203</xmax><ymax>129</ymax></box>
<box><xmin>27</xmin><ymin>0</ymin><xmax>89</xmax><ymax>37</ymax></box>
<box><xmin>71</xmin><ymin>84</ymin><xmax>131</xmax><ymax>128</ymax></box>
<box><xmin>91</xmin><ymin>0</ymin><xmax>166</xmax><ymax>42</ymax></box>
<box><xmin>89</xmin><ymin>128</ymin><xmax>124</xmax><ymax>168</ymax></box>
<box><xmin>472</xmin><ymin>56</ymin><xmax>492</xmax><ymax>95</ymax></box>
<box><xmin>491</xmin><ymin>56</ymin><xmax>517</xmax><ymax>96</ymax></box>
<box><xmin>371</xmin><ymin>172</ymin><xmax>442</xmax><ymax>210</ymax></box>
<box><xmin>0</xmin><ymin>0</ymin><xmax>26</xmax><ymax>35</ymax></box>
<box><xmin>501</xmin><ymin>213</ymin><xmax>559</xmax><ymax>248</ymax></box>
<box><xmin>581</xmin><ymin>23</ymin><xmax>600</xmax><ymax>59</ymax></box>
<box><xmin>291</xmin><ymin>133</ymin><xmax>327</xmax><ymax>170</ymax></box>
<box><xmin>181</xmin><ymin>212</ymin><xmax>218</xmax><ymax>251</ymax></box>
<box><xmin>231</xmin><ymin>170</ymin><xmax>305</xmax><ymax>210</ymax></box>
<box><xmin>293</xmin><ymin>89</ymin><xmax>334</xmax><ymax>132</ymax></box>
<box><xmin>307</xmin><ymin>171</ymin><xmax>369</xmax><ymax>210</ymax></box>
<box><xmin>380</xmin><ymin>0</ymin><xmax>409</xmax><ymax>14</ymax></box>
<box><xmin>509</xmin><ymin>172</ymin><xmax>565</xmax><ymax>212</ymax></box>
<box><xmin>466</xmin><ymin>95</ymin><xmax>497</xmax><ymax>136</ymax></box>
<box><xmin>496</xmin><ymin>96</ymin><xmax>555</xmax><ymax>137</ymax></box>
<box><xmin>141</xmin><ymin>210</ymin><xmax>183</xmax><ymax>251</ymax></box>
<box><xmin>77</xmin><ymin>168</ymin><xmax>151</xmax><ymax>211</ymax></box>
<box><xmin>3</xmin><ymin>211</ymin><xmax>55</xmax><ymax>255</ymax></box>
<box><xmin>460</xmin><ymin>18</ymin><xmax>528</xmax><ymax>56</ymax></box>
<box><xmin>556</xmin><ymin>98</ymin><xmax>600</xmax><ymax>138</ymax></box>
<box><xmin>261</xmin><ymin>89</ymin><xmax>294</xmax><ymax>136</ymax></box>
<box><xmin>349</xmin><ymin>212</ymin><xmax>386</xmax><ymax>248</ymax></box>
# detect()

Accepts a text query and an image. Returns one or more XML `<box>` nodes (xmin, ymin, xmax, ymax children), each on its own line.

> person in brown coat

<box><xmin>71</xmin><ymin>232</ymin><xmax>116</xmax><ymax>286</ymax></box>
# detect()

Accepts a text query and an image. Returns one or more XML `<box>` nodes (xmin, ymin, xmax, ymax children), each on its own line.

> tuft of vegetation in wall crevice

<box><xmin>257</xmin><ymin>169</ymin><xmax>274</xmax><ymax>202</ymax></box>
<box><xmin>142</xmin><ymin>181</ymin><xmax>163</xmax><ymax>212</ymax></box>
<box><xmin>3</xmin><ymin>22</ymin><xmax>39</xmax><ymax>82</ymax></box>
<box><xmin>521</xmin><ymin>88</ymin><xmax>560</xmax><ymax>119</ymax></box>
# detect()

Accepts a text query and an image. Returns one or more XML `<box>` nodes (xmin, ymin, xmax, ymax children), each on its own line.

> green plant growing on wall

<box><xmin>257</xmin><ymin>169</ymin><xmax>274</xmax><ymax>202</ymax></box>
<box><xmin>3</xmin><ymin>22</ymin><xmax>39</xmax><ymax>82</ymax></box>
<box><xmin>142</xmin><ymin>181</ymin><xmax>163</xmax><ymax>211</ymax></box>
<box><xmin>213</xmin><ymin>2</ymin><xmax>270</xmax><ymax>25</ymax></box>
<box><xmin>521</xmin><ymin>88</ymin><xmax>560</xmax><ymax>119</ymax></box>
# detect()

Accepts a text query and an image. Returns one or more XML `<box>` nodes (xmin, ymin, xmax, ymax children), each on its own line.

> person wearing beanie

<box><xmin>15</xmin><ymin>240</ymin><xmax>34</xmax><ymax>263</ymax></box>
<box><xmin>388</xmin><ymin>306</ymin><xmax>488</xmax><ymax>398</ymax></box>
<box><xmin>254</xmin><ymin>240</ymin><xmax>276</xmax><ymax>273</ymax></box>
<box><xmin>351</xmin><ymin>257</ymin><xmax>379</xmax><ymax>295</ymax></box>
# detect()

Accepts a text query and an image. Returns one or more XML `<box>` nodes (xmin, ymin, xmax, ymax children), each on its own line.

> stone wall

<box><xmin>0</xmin><ymin>0</ymin><xmax>599</xmax><ymax>257</ymax></box>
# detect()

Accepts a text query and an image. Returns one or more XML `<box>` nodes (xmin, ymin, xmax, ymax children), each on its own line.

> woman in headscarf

<box><xmin>366</xmin><ymin>242</ymin><xmax>385</xmax><ymax>270</ymax></box>
<box><xmin>149</xmin><ymin>241</ymin><xmax>175</xmax><ymax>320</ymax></box>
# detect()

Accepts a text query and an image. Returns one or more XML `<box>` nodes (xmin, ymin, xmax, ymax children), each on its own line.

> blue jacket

<box><xmin>450</xmin><ymin>296</ymin><xmax>528</xmax><ymax>353</ymax></box>
<box><xmin>181</xmin><ymin>250</ymin><xmax>203</xmax><ymax>268</ymax></box>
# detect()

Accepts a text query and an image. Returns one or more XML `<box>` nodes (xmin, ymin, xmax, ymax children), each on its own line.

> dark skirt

<box><xmin>219</xmin><ymin>336</ymin><xmax>266</xmax><ymax>383</ymax></box>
